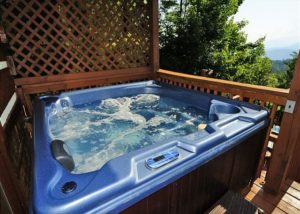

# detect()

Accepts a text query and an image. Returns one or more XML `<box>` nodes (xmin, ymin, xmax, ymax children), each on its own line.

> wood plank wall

<box><xmin>0</xmin><ymin>28</ymin><xmax>30</xmax><ymax>213</ymax></box>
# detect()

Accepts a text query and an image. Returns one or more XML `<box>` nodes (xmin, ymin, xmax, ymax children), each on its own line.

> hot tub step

<box><xmin>205</xmin><ymin>191</ymin><xmax>263</xmax><ymax>214</ymax></box>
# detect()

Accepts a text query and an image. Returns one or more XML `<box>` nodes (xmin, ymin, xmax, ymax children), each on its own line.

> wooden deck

<box><xmin>245</xmin><ymin>171</ymin><xmax>300</xmax><ymax>213</ymax></box>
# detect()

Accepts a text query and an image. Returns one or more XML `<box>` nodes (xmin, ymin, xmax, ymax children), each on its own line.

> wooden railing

<box><xmin>157</xmin><ymin>69</ymin><xmax>289</xmax><ymax>178</ymax></box>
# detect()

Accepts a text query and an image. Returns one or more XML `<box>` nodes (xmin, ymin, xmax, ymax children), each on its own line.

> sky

<box><xmin>234</xmin><ymin>0</ymin><xmax>300</xmax><ymax>49</ymax></box>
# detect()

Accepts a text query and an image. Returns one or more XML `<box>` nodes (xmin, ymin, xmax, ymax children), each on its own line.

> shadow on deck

<box><xmin>245</xmin><ymin>171</ymin><xmax>300</xmax><ymax>213</ymax></box>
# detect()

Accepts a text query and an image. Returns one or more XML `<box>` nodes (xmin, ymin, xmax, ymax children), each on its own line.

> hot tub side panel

<box><xmin>122</xmin><ymin>127</ymin><xmax>267</xmax><ymax>214</ymax></box>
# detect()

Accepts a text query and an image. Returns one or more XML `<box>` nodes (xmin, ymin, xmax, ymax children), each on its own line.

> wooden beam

<box><xmin>14</xmin><ymin>67</ymin><xmax>152</xmax><ymax>114</ymax></box>
<box><xmin>14</xmin><ymin>67</ymin><xmax>152</xmax><ymax>86</ymax></box>
<box><xmin>20</xmin><ymin>71</ymin><xmax>151</xmax><ymax>94</ymax></box>
<box><xmin>150</xmin><ymin>0</ymin><xmax>159</xmax><ymax>78</ymax></box>
<box><xmin>265</xmin><ymin>53</ymin><xmax>300</xmax><ymax>194</ymax></box>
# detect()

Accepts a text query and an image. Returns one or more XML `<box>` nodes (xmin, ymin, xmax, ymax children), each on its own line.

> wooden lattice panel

<box><xmin>1</xmin><ymin>0</ymin><xmax>151</xmax><ymax>78</ymax></box>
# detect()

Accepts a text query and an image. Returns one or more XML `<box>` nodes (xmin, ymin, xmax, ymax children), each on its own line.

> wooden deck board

<box><xmin>251</xmin><ymin>184</ymin><xmax>299</xmax><ymax>214</ymax></box>
<box><xmin>286</xmin><ymin>178</ymin><xmax>300</xmax><ymax>192</ymax></box>
<box><xmin>245</xmin><ymin>173</ymin><xmax>300</xmax><ymax>214</ymax></box>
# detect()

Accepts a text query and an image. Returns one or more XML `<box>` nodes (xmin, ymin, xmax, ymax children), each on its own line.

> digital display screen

<box><xmin>153</xmin><ymin>155</ymin><xmax>165</xmax><ymax>162</ymax></box>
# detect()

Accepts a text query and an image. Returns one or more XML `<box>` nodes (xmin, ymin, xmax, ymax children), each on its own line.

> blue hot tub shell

<box><xmin>32</xmin><ymin>81</ymin><xmax>269</xmax><ymax>213</ymax></box>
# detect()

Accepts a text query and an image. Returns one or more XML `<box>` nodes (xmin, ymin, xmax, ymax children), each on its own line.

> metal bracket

<box><xmin>284</xmin><ymin>100</ymin><xmax>296</xmax><ymax>114</ymax></box>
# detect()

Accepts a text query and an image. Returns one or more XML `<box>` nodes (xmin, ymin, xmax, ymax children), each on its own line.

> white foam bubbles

<box><xmin>132</xmin><ymin>94</ymin><xmax>159</xmax><ymax>108</ymax></box>
<box><xmin>48</xmin><ymin>94</ymin><xmax>207</xmax><ymax>174</ymax></box>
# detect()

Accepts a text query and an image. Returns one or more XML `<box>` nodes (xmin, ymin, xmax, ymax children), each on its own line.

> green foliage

<box><xmin>209</xmin><ymin>19</ymin><xmax>277</xmax><ymax>86</ymax></box>
<box><xmin>160</xmin><ymin>0</ymin><xmax>243</xmax><ymax>73</ymax></box>
<box><xmin>275</xmin><ymin>52</ymin><xmax>298</xmax><ymax>88</ymax></box>
<box><xmin>272</xmin><ymin>60</ymin><xmax>288</xmax><ymax>72</ymax></box>
<box><xmin>159</xmin><ymin>0</ymin><xmax>278</xmax><ymax>87</ymax></box>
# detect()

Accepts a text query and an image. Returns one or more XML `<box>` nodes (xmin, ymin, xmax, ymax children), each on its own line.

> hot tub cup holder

<box><xmin>209</xmin><ymin>104</ymin><xmax>241</xmax><ymax>120</ymax></box>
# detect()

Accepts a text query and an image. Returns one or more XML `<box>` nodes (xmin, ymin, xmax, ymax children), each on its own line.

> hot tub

<box><xmin>32</xmin><ymin>81</ymin><xmax>268</xmax><ymax>213</ymax></box>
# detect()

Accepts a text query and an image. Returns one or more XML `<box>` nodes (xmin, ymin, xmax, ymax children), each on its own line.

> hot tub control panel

<box><xmin>145</xmin><ymin>150</ymin><xmax>179</xmax><ymax>169</ymax></box>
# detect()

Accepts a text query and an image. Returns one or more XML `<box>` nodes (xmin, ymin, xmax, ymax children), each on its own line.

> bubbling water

<box><xmin>48</xmin><ymin>94</ymin><xmax>210</xmax><ymax>174</ymax></box>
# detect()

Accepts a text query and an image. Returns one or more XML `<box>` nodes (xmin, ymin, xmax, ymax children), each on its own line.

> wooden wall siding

<box><xmin>2</xmin><ymin>101</ymin><xmax>32</xmax><ymax>208</ymax></box>
<box><xmin>0</xmin><ymin>102</ymin><xmax>31</xmax><ymax>213</ymax></box>
<box><xmin>0</xmin><ymin>37</ymin><xmax>31</xmax><ymax>213</ymax></box>
<box><xmin>1</xmin><ymin>0</ymin><xmax>154</xmax><ymax>94</ymax></box>
<box><xmin>156</xmin><ymin>69</ymin><xmax>289</xmax><ymax>181</ymax></box>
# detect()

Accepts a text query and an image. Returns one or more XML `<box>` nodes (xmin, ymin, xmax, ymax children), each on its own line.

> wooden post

<box><xmin>150</xmin><ymin>0</ymin><xmax>159</xmax><ymax>79</ymax></box>
<box><xmin>265</xmin><ymin>53</ymin><xmax>300</xmax><ymax>194</ymax></box>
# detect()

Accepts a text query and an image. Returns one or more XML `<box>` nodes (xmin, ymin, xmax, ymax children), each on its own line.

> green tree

<box><xmin>276</xmin><ymin>52</ymin><xmax>298</xmax><ymax>88</ymax></box>
<box><xmin>160</xmin><ymin>0</ymin><xmax>243</xmax><ymax>74</ymax></box>
<box><xmin>159</xmin><ymin>0</ymin><xmax>276</xmax><ymax>86</ymax></box>
<box><xmin>209</xmin><ymin>19</ymin><xmax>277</xmax><ymax>86</ymax></box>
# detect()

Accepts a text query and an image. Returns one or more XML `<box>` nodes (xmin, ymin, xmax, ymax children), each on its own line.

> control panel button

<box><xmin>145</xmin><ymin>150</ymin><xmax>179</xmax><ymax>169</ymax></box>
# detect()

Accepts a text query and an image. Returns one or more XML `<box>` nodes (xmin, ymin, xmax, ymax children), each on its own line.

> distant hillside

<box><xmin>266</xmin><ymin>48</ymin><xmax>297</xmax><ymax>60</ymax></box>
<box><xmin>272</xmin><ymin>60</ymin><xmax>288</xmax><ymax>72</ymax></box>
